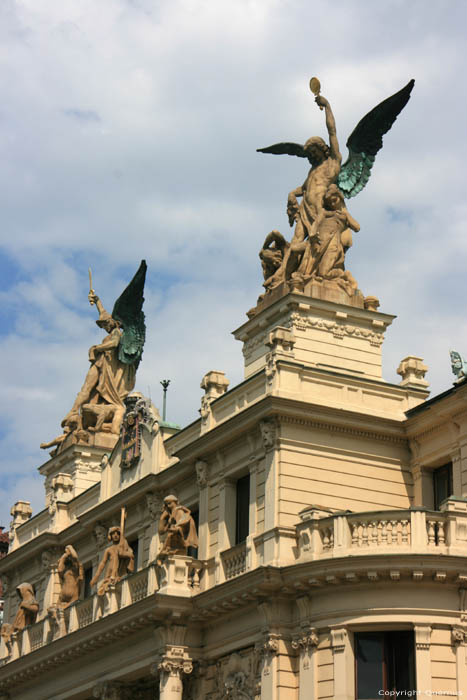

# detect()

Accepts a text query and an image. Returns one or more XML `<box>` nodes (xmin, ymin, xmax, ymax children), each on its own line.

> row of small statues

<box><xmin>1</xmin><ymin>496</ymin><xmax>197</xmax><ymax>647</ymax></box>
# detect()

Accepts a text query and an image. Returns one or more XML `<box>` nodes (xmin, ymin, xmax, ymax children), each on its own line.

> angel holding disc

<box><xmin>257</xmin><ymin>79</ymin><xmax>415</xmax><ymax>290</ymax></box>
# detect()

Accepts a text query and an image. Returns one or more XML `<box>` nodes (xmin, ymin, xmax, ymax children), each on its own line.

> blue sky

<box><xmin>1</xmin><ymin>0</ymin><xmax>467</xmax><ymax>525</ymax></box>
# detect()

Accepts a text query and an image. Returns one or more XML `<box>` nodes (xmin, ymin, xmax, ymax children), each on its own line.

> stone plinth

<box><xmin>234</xmin><ymin>292</ymin><xmax>395</xmax><ymax>381</ymax></box>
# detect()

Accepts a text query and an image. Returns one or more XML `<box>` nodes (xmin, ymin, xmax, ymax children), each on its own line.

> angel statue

<box><xmin>41</xmin><ymin>261</ymin><xmax>147</xmax><ymax>451</ymax></box>
<box><xmin>257</xmin><ymin>79</ymin><xmax>415</xmax><ymax>294</ymax></box>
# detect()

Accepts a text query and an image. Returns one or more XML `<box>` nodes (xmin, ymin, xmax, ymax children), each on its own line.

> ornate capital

<box><xmin>291</xmin><ymin>628</ymin><xmax>318</xmax><ymax>652</ymax></box>
<box><xmin>151</xmin><ymin>646</ymin><xmax>193</xmax><ymax>679</ymax></box>
<box><xmin>452</xmin><ymin>626</ymin><xmax>467</xmax><ymax>646</ymax></box>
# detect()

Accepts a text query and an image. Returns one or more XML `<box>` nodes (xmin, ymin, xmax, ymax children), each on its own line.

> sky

<box><xmin>0</xmin><ymin>0</ymin><xmax>466</xmax><ymax>527</ymax></box>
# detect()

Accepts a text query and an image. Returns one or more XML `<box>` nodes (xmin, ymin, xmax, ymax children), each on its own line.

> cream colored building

<box><xmin>0</xmin><ymin>284</ymin><xmax>466</xmax><ymax>700</ymax></box>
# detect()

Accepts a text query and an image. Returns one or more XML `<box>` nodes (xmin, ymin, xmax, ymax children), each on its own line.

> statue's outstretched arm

<box><xmin>90</xmin><ymin>551</ymin><xmax>108</xmax><ymax>586</ymax></box>
<box><xmin>345</xmin><ymin>209</ymin><xmax>360</xmax><ymax>232</ymax></box>
<box><xmin>316</xmin><ymin>95</ymin><xmax>341</xmax><ymax>164</ymax></box>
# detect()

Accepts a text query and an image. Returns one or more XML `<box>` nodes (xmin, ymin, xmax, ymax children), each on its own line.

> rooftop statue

<box><xmin>257</xmin><ymin>78</ymin><xmax>414</xmax><ymax>298</ymax></box>
<box><xmin>450</xmin><ymin>350</ymin><xmax>467</xmax><ymax>384</ymax></box>
<box><xmin>41</xmin><ymin>260</ymin><xmax>147</xmax><ymax>453</ymax></box>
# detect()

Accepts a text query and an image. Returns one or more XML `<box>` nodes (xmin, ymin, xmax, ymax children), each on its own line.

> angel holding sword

<box><xmin>41</xmin><ymin>261</ymin><xmax>147</xmax><ymax>451</ymax></box>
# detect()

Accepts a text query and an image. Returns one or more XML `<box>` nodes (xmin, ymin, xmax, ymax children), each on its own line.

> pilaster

<box><xmin>330</xmin><ymin>626</ymin><xmax>353</xmax><ymax>700</ymax></box>
<box><xmin>414</xmin><ymin>624</ymin><xmax>432</xmax><ymax>699</ymax></box>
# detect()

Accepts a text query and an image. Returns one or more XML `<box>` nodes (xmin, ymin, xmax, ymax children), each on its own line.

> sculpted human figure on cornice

<box><xmin>12</xmin><ymin>583</ymin><xmax>39</xmax><ymax>633</ymax></box>
<box><xmin>157</xmin><ymin>495</ymin><xmax>198</xmax><ymax>561</ymax></box>
<box><xmin>91</xmin><ymin>526</ymin><xmax>134</xmax><ymax>596</ymax></box>
<box><xmin>56</xmin><ymin>545</ymin><xmax>84</xmax><ymax>608</ymax></box>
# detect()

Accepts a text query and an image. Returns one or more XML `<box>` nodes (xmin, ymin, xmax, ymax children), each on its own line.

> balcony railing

<box><xmin>221</xmin><ymin>542</ymin><xmax>247</xmax><ymax>580</ymax></box>
<box><xmin>296</xmin><ymin>506</ymin><xmax>467</xmax><ymax>561</ymax></box>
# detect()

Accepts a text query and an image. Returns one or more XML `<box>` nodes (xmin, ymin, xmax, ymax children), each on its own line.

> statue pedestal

<box><xmin>235</xmin><ymin>290</ymin><xmax>394</xmax><ymax>382</ymax></box>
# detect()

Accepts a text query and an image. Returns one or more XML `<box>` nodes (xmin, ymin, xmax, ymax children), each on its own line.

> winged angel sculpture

<box><xmin>41</xmin><ymin>261</ymin><xmax>147</xmax><ymax>454</ymax></box>
<box><xmin>257</xmin><ymin>79</ymin><xmax>415</xmax><ymax>298</ymax></box>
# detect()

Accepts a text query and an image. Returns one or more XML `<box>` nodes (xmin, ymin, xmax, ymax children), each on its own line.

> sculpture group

<box><xmin>1</xmin><ymin>496</ymin><xmax>198</xmax><ymax>651</ymax></box>
<box><xmin>257</xmin><ymin>78</ymin><xmax>415</xmax><ymax>301</ymax></box>
<box><xmin>40</xmin><ymin>261</ymin><xmax>147</xmax><ymax>454</ymax></box>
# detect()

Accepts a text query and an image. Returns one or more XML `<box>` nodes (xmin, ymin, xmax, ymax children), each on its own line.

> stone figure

<box><xmin>292</xmin><ymin>184</ymin><xmax>360</xmax><ymax>294</ymax></box>
<box><xmin>57</xmin><ymin>545</ymin><xmax>84</xmax><ymax>608</ymax></box>
<box><xmin>90</xmin><ymin>526</ymin><xmax>135</xmax><ymax>596</ymax></box>
<box><xmin>42</xmin><ymin>261</ymin><xmax>147</xmax><ymax>451</ymax></box>
<box><xmin>157</xmin><ymin>495</ymin><xmax>198</xmax><ymax>560</ymax></box>
<box><xmin>257</xmin><ymin>79</ymin><xmax>415</xmax><ymax>297</ymax></box>
<box><xmin>450</xmin><ymin>350</ymin><xmax>467</xmax><ymax>383</ymax></box>
<box><xmin>12</xmin><ymin>583</ymin><xmax>39</xmax><ymax>631</ymax></box>
<box><xmin>1</xmin><ymin>623</ymin><xmax>12</xmax><ymax>656</ymax></box>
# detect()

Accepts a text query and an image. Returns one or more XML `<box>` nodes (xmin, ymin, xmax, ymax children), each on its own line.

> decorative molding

<box><xmin>288</xmin><ymin>311</ymin><xmax>384</xmax><ymax>346</ymax></box>
<box><xmin>280</xmin><ymin>414</ymin><xmax>407</xmax><ymax>446</ymax></box>
<box><xmin>414</xmin><ymin>625</ymin><xmax>431</xmax><ymax>651</ymax></box>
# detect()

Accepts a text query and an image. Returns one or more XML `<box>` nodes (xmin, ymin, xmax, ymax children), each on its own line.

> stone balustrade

<box><xmin>296</xmin><ymin>505</ymin><xmax>467</xmax><ymax>561</ymax></box>
<box><xmin>221</xmin><ymin>542</ymin><xmax>247</xmax><ymax>580</ymax></box>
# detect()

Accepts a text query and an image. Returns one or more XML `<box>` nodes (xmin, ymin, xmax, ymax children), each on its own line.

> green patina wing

<box><xmin>338</xmin><ymin>79</ymin><xmax>415</xmax><ymax>198</ymax></box>
<box><xmin>112</xmin><ymin>260</ymin><xmax>147</xmax><ymax>368</ymax></box>
<box><xmin>257</xmin><ymin>142</ymin><xmax>307</xmax><ymax>158</ymax></box>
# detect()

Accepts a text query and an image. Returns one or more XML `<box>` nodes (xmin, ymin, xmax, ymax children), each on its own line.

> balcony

<box><xmin>1</xmin><ymin>557</ymin><xmax>203</xmax><ymax>665</ymax></box>
<box><xmin>295</xmin><ymin>500</ymin><xmax>467</xmax><ymax>562</ymax></box>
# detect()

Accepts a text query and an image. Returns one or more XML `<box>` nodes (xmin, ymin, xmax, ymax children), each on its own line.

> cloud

<box><xmin>0</xmin><ymin>0</ymin><xmax>466</xmax><ymax>527</ymax></box>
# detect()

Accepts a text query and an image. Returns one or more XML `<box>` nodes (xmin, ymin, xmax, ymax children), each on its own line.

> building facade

<box><xmin>0</xmin><ymin>284</ymin><xmax>466</xmax><ymax>700</ymax></box>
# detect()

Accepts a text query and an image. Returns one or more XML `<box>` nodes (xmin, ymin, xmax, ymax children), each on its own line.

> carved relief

<box><xmin>259</xmin><ymin>419</ymin><xmax>276</xmax><ymax>450</ymax></box>
<box><xmin>146</xmin><ymin>491</ymin><xmax>164</xmax><ymax>520</ymax></box>
<box><xmin>212</xmin><ymin>650</ymin><xmax>257</xmax><ymax>700</ymax></box>
<box><xmin>93</xmin><ymin>523</ymin><xmax>108</xmax><ymax>549</ymax></box>
<box><xmin>195</xmin><ymin>460</ymin><xmax>208</xmax><ymax>488</ymax></box>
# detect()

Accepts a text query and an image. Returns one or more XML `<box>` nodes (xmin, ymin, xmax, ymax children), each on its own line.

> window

<box><xmin>355</xmin><ymin>631</ymin><xmax>415</xmax><ymax>699</ymax></box>
<box><xmin>128</xmin><ymin>538</ymin><xmax>139</xmax><ymax>571</ymax></box>
<box><xmin>187</xmin><ymin>509</ymin><xmax>199</xmax><ymax>558</ymax></box>
<box><xmin>235</xmin><ymin>475</ymin><xmax>250</xmax><ymax>545</ymax></box>
<box><xmin>433</xmin><ymin>463</ymin><xmax>452</xmax><ymax>510</ymax></box>
<box><xmin>83</xmin><ymin>565</ymin><xmax>93</xmax><ymax>599</ymax></box>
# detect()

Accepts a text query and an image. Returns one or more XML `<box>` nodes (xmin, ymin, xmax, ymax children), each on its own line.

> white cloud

<box><xmin>0</xmin><ymin>0</ymin><xmax>466</xmax><ymax>526</ymax></box>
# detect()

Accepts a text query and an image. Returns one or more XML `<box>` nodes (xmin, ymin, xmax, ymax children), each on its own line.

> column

<box><xmin>152</xmin><ymin>625</ymin><xmax>193</xmax><ymax>700</ymax></box>
<box><xmin>257</xmin><ymin>635</ymin><xmax>280</xmax><ymax>700</ymax></box>
<box><xmin>330</xmin><ymin>627</ymin><xmax>353</xmax><ymax>700</ymax></box>
<box><xmin>414</xmin><ymin>624</ymin><xmax>432</xmax><ymax>699</ymax></box>
<box><xmin>292</xmin><ymin>628</ymin><xmax>318</xmax><ymax>700</ymax></box>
